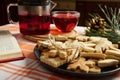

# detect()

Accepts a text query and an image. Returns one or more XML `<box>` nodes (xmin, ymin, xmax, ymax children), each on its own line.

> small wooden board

<box><xmin>23</xmin><ymin>30</ymin><xmax>78</xmax><ymax>42</ymax></box>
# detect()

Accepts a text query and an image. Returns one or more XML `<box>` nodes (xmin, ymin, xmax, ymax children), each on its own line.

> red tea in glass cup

<box><xmin>52</xmin><ymin>11</ymin><xmax>80</xmax><ymax>32</ymax></box>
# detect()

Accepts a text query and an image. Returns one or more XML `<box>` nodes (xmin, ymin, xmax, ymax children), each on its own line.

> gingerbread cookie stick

<box><xmin>81</xmin><ymin>52</ymin><xmax>106</xmax><ymax>59</ymax></box>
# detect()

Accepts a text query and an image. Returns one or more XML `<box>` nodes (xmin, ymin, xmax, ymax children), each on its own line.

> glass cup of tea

<box><xmin>52</xmin><ymin>11</ymin><xmax>80</xmax><ymax>32</ymax></box>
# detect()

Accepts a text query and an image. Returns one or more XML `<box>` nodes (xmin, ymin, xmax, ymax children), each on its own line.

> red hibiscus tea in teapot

<box><xmin>7</xmin><ymin>0</ymin><xmax>57</xmax><ymax>35</ymax></box>
<box><xmin>52</xmin><ymin>11</ymin><xmax>80</xmax><ymax>32</ymax></box>
<box><xmin>19</xmin><ymin>14</ymin><xmax>50</xmax><ymax>35</ymax></box>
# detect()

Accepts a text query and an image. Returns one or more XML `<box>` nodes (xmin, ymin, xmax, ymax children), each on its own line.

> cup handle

<box><xmin>7</xmin><ymin>3</ymin><xmax>18</xmax><ymax>24</ymax></box>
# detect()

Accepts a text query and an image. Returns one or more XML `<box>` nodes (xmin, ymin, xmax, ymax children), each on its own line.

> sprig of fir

<box><xmin>86</xmin><ymin>5</ymin><xmax>120</xmax><ymax>43</ymax></box>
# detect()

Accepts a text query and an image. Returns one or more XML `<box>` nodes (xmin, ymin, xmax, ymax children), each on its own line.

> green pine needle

<box><xmin>86</xmin><ymin>5</ymin><xmax>120</xmax><ymax>44</ymax></box>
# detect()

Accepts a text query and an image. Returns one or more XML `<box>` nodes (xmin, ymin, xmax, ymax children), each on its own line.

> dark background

<box><xmin>0</xmin><ymin>0</ymin><xmax>120</xmax><ymax>26</ymax></box>
<box><xmin>0</xmin><ymin>0</ymin><xmax>18</xmax><ymax>25</ymax></box>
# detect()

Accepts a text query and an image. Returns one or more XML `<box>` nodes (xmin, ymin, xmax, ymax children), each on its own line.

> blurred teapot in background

<box><xmin>7</xmin><ymin>0</ymin><xmax>57</xmax><ymax>35</ymax></box>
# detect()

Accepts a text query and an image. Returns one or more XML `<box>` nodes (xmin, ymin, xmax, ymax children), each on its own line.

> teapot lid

<box><xmin>18</xmin><ymin>0</ymin><xmax>50</xmax><ymax>6</ymax></box>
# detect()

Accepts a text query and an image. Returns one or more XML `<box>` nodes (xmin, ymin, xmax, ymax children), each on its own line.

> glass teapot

<box><xmin>7</xmin><ymin>0</ymin><xmax>57</xmax><ymax>35</ymax></box>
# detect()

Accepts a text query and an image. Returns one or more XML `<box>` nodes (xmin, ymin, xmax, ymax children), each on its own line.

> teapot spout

<box><xmin>50</xmin><ymin>0</ymin><xmax>57</xmax><ymax>11</ymax></box>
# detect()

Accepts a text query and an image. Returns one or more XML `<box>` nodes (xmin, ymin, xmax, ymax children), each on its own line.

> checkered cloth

<box><xmin>0</xmin><ymin>24</ymin><xmax>69</xmax><ymax>80</ymax></box>
<box><xmin>0</xmin><ymin>58</ymin><xmax>69</xmax><ymax>80</ymax></box>
<box><xmin>0</xmin><ymin>24</ymin><xmax>120</xmax><ymax>80</ymax></box>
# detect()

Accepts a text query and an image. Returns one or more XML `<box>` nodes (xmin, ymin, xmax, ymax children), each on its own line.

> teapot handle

<box><xmin>50</xmin><ymin>0</ymin><xmax>57</xmax><ymax>11</ymax></box>
<box><xmin>7</xmin><ymin>3</ymin><xmax>18</xmax><ymax>24</ymax></box>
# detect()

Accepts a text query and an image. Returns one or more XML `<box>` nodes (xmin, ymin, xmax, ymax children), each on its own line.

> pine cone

<box><xmin>86</xmin><ymin>5</ymin><xmax>120</xmax><ymax>44</ymax></box>
<box><xmin>87</xmin><ymin>16</ymin><xmax>107</xmax><ymax>32</ymax></box>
